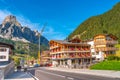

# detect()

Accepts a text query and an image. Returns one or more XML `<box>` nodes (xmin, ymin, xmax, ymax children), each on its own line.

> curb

<box><xmin>42</xmin><ymin>67</ymin><xmax>120</xmax><ymax>79</ymax></box>
<box><xmin>28</xmin><ymin>72</ymin><xmax>39</xmax><ymax>80</ymax></box>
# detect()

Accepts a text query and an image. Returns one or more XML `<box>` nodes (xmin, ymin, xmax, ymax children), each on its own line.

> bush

<box><xmin>13</xmin><ymin>57</ymin><xmax>20</xmax><ymax>66</ymax></box>
<box><xmin>107</xmin><ymin>55</ymin><xmax>120</xmax><ymax>61</ymax></box>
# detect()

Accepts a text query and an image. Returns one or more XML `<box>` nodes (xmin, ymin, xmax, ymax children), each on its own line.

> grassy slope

<box><xmin>90</xmin><ymin>61</ymin><xmax>120</xmax><ymax>70</ymax></box>
<box><xmin>90</xmin><ymin>44</ymin><xmax>120</xmax><ymax>70</ymax></box>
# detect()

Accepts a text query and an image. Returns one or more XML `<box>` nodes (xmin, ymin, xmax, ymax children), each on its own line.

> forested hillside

<box><xmin>68</xmin><ymin>2</ymin><xmax>120</xmax><ymax>43</ymax></box>
<box><xmin>0</xmin><ymin>37</ymin><xmax>49</xmax><ymax>58</ymax></box>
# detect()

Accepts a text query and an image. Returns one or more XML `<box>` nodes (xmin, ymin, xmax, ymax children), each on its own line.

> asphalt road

<box><xmin>28</xmin><ymin>67</ymin><xmax>120</xmax><ymax>80</ymax></box>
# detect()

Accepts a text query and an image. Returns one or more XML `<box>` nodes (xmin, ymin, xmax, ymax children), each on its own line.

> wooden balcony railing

<box><xmin>50</xmin><ymin>48</ymin><xmax>90</xmax><ymax>54</ymax></box>
<box><xmin>95</xmin><ymin>47</ymin><xmax>118</xmax><ymax>51</ymax></box>
<box><xmin>106</xmin><ymin>41</ymin><xmax>118</xmax><ymax>44</ymax></box>
<box><xmin>51</xmin><ymin>53</ymin><xmax>91</xmax><ymax>59</ymax></box>
<box><xmin>94</xmin><ymin>41</ymin><xmax>118</xmax><ymax>45</ymax></box>
<box><xmin>50</xmin><ymin>45</ymin><xmax>59</xmax><ymax>49</ymax></box>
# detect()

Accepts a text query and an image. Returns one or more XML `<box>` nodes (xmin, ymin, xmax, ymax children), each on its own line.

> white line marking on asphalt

<box><xmin>28</xmin><ymin>72</ymin><xmax>39</xmax><ymax>80</ymax></box>
<box><xmin>37</xmin><ymin>70</ymin><xmax>66</xmax><ymax>78</ymax></box>
<box><xmin>67</xmin><ymin>77</ymin><xmax>74</xmax><ymax>80</ymax></box>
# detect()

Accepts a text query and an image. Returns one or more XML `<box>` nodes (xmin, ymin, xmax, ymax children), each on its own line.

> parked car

<box><xmin>34</xmin><ymin>64</ymin><xmax>40</xmax><ymax>67</ymax></box>
<box><xmin>17</xmin><ymin>65</ymin><xmax>21</xmax><ymax>71</ymax></box>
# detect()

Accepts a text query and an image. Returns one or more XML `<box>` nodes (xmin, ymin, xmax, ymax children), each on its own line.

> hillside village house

<box><xmin>93</xmin><ymin>34</ymin><xmax>118</xmax><ymax>60</ymax></box>
<box><xmin>49</xmin><ymin>38</ymin><xmax>92</xmax><ymax>68</ymax></box>
<box><xmin>0</xmin><ymin>42</ymin><xmax>14</xmax><ymax>63</ymax></box>
<box><xmin>41</xmin><ymin>50</ymin><xmax>51</xmax><ymax>66</ymax></box>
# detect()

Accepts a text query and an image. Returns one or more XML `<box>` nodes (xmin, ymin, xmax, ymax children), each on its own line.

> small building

<box><xmin>49</xmin><ymin>38</ymin><xmax>92</xmax><ymax>68</ymax></box>
<box><xmin>87</xmin><ymin>40</ymin><xmax>96</xmax><ymax>59</ymax></box>
<box><xmin>94</xmin><ymin>34</ymin><xmax>118</xmax><ymax>60</ymax></box>
<box><xmin>0</xmin><ymin>42</ymin><xmax>14</xmax><ymax>63</ymax></box>
<box><xmin>41</xmin><ymin>51</ymin><xmax>51</xmax><ymax>66</ymax></box>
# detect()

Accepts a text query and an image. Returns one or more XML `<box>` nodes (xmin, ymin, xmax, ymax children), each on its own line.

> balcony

<box><xmin>95</xmin><ymin>47</ymin><xmax>118</xmax><ymax>52</ymax></box>
<box><xmin>51</xmin><ymin>53</ymin><xmax>91</xmax><ymax>60</ymax></box>
<box><xmin>94</xmin><ymin>40</ymin><xmax>118</xmax><ymax>45</ymax></box>
<box><xmin>94</xmin><ymin>41</ymin><xmax>106</xmax><ymax>45</ymax></box>
<box><xmin>50</xmin><ymin>45</ymin><xmax>59</xmax><ymax>49</ymax></box>
<box><xmin>64</xmin><ymin>48</ymin><xmax>90</xmax><ymax>53</ymax></box>
<box><xmin>106</xmin><ymin>41</ymin><xmax>118</xmax><ymax>44</ymax></box>
<box><xmin>50</xmin><ymin>48</ymin><xmax>90</xmax><ymax>54</ymax></box>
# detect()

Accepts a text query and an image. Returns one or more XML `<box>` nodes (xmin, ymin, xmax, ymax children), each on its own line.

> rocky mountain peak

<box><xmin>0</xmin><ymin>15</ymin><xmax>49</xmax><ymax>46</ymax></box>
<box><xmin>2</xmin><ymin>15</ymin><xmax>21</xmax><ymax>26</ymax></box>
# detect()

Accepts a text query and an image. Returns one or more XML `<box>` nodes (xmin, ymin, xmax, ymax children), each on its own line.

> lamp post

<box><xmin>25</xmin><ymin>43</ymin><xmax>30</xmax><ymax>67</ymax></box>
<box><xmin>38</xmin><ymin>24</ymin><xmax>46</xmax><ymax>64</ymax></box>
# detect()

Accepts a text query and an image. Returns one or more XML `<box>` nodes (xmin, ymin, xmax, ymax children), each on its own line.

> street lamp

<box><xmin>38</xmin><ymin>23</ymin><xmax>46</xmax><ymax>64</ymax></box>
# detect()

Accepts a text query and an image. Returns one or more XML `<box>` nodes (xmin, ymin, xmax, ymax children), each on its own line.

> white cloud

<box><xmin>0</xmin><ymin>9</ymin><xmax>41</xmax><ymax>30</ymax></box>
<box><xmin>0</xmin><ymin>10</ymin><xmax>12</xmax><ymax>23</ymax></box>
<box><xmin>16</xmin><ymin>15</ymin><xmax>41</xmax><ymax>30</ymax></box>
<box><xmin>43</xmin><ymin>26</ymin><xmax>66</xmax><ymax>40</ymax></box>
<box><xmin>0</xmin><ymin>9</ymin><xmax>66</xmax><ymax>40</ymax></box>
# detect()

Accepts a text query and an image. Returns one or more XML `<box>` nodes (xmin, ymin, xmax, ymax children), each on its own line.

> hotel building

<box><xmin>94</xmin><ymin>34</ymin><xmax>118</xmax><ymax>60</ymax></box>
<box><xmin>49</xmin><ymin>38</ymin><xmax>92</xmax><ymax>68</ymax></box>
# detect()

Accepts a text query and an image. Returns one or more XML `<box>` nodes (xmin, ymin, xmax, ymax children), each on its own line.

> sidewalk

<box><xmin>5</xmin><ymin>71</ymin><xmax>35</xmax><ymax>80</ymax></box>
<box><xmin>42</xmin><ymin>67</ymin><xmax>120</xmax><ymax>79</ymax></box>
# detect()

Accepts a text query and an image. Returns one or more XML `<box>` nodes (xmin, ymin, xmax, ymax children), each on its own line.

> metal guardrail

<box><xmin>0</xmin><ymin>69</ymin><xmax>4</xmax><ymax>80</ymax></box>
<box><xmin>0</xmin><ymin>61</ymin><xmax>14</xmax><ymax>80</ymax></box>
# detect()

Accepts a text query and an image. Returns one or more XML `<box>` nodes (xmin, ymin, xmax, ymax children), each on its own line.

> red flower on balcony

<box><xmin>78</xmin><ymin>48</ymin><xmax>81</xmax><ymax>50</ymax></box>
<box><xmin>70</xmin><ymin>48</ymin><xmax>74</xmax><ymax>50</ymax></box>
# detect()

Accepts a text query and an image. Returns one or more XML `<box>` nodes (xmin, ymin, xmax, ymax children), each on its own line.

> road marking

<box><xmin>67</xmin><ymin>77</ymin><xmax>74</xmax><ymax>80</ymax></box>
<box><xmin>28</xmin><ymin>72</ymin><xmax>39</xmax><ymax>80</ymax></box>
<box><xmin>36</xmin><ymin>70</ymin><xmax>66</xmax><ymax>78</ymax></box>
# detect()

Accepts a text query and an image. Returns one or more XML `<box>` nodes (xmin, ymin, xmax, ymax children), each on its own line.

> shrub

<box><xmin>107</xmin><ymin>55</ymin><xmax>120</xmax><ymax>61</ymax></box>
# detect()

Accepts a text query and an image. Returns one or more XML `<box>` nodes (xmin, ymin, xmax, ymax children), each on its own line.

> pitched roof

<box><xmin>0</xmin><ymin>42</ymin><xmax>14</xmax><ymax>49</ymax></box>
<box><xmin>94</xmin><ymin>34</ymin><xmax>118</xmax><ymax>40</ymax></box>
<box><xmin>50</xmin><ymin>40</ymin><xmax>90</xmax><ymax>46</ymax></box>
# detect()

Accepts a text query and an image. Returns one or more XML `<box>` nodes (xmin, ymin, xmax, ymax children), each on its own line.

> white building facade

<box><xmin>0</xmin><ymin>42</ymin><xmax>14</xmax><ymax>62</ymax></box>
<box><xmin>87</xmin><ymin>40</ymin><xmax>104</xmax><ymax>61</ymax></box>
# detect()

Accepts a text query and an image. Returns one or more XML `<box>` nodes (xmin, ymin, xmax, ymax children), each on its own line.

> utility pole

<box><xmin>38</xmin><ymin>23</ymin><xmax>46</xmax><ymax>64</ymax></box>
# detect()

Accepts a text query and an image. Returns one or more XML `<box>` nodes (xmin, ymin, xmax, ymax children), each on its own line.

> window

<box><xmin>0</xmin><ymin>48</ymin><xmax>7</xmax><ymax>52</ymax></box>
<box><xmin>0</xmin><ymin>56</ymin><xmax>6</xmax><ymax>59</ymax></box>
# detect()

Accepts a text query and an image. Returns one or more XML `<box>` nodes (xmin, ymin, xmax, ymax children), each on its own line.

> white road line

<box><xmin>28</xmin><ymin>72</ymin><xmax>39</xmax><ymax>80</ymax></box>
<box><xmin>36</xmin><ymin>70</ymin><xmax>66</xmax><ymax>78</ymax></box>
<box><xmin>67</xmin><ymin>77</ymin><xmax>74</xmax><ymax>80</ymax></box>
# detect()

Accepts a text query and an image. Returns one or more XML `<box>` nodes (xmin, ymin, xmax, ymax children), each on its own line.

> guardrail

<box><xmin>0</xmin><ymin>69</ymin><xmax>4</xmax><ymax>80</ymax></box>
<box><xmin>0</xmin><ymin>61</ymin><xmax>14</xmax><ymax>79</ymax></box>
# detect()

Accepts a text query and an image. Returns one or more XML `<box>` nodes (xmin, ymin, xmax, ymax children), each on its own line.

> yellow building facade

<box><xmin>94</xmin><ymin>34</ymin><xmax>118</xmax><ymax>58</ymax></box>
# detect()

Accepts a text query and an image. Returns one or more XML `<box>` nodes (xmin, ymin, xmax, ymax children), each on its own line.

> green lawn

<box><xmin>90</xmin><ymin>61</ymin><xmax>120</xmax><ymax>71</ymax></box>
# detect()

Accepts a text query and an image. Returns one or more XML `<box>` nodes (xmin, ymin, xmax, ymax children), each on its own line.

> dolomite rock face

<box><xmin>0</xmin><ymin>15</ymin><xmax>48</xmax><ymax>46</ymax></box>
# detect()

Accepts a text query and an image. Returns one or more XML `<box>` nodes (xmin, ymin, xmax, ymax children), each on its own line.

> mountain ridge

<box><xmin>0</xmin><ymin>15</ymin><xmax>49</xmax><ymax>46</ymax></box>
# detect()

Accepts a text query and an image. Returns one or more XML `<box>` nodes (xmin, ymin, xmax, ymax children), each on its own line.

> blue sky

<box><xmin>0</xmin><ymin>0</ymin><xmax>120</xmax><ymax>40</ymax></box>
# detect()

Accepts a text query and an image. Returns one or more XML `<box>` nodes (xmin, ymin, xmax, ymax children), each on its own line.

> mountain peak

<box><xmin>0</xmin><ymin>15</ymin><xmax>49</xmax><ymax>46</ymax></box>
<box><xmin>2</xmin><ymin>15</ymin><xmax>21</xmax><ymax>26</ymax></box>
<box><xmin>3</xmin><ymin>15</ymin><xmax>16</xmax><ymax>23</ymax></box>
